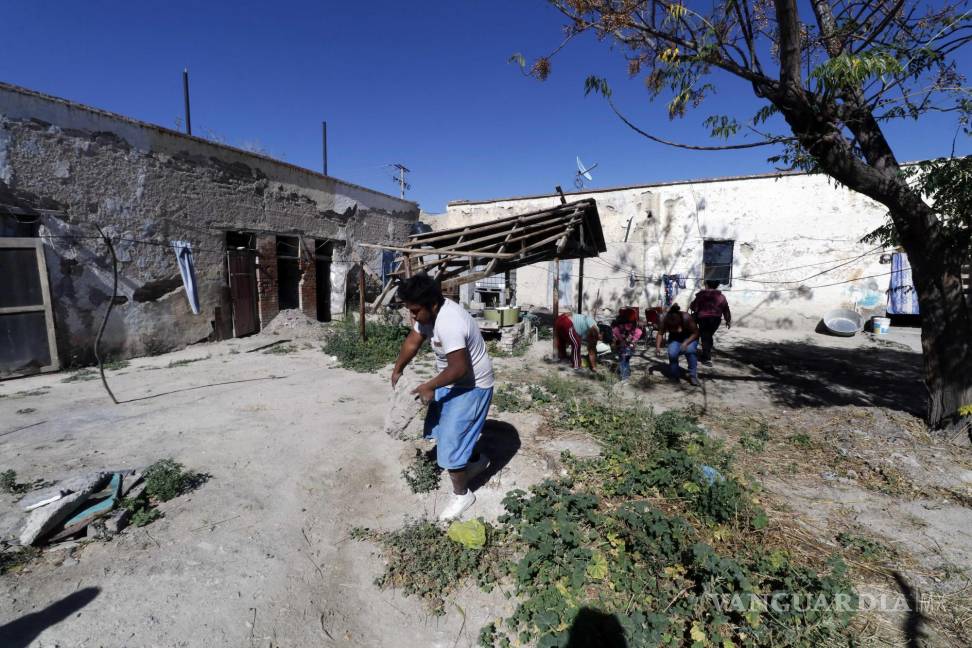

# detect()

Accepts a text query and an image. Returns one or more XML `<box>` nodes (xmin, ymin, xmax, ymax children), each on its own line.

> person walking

<box><xmin>653</xmin><ymin>304</ymin><xmax>701</xmax><ymax>386</ymax></box>
<box><xmin>611</xmin><ymin>311</ymin><xmax>642</xmax><ymax>381</ymax></box>
<box><xmin>391</xmin><ymin>274</ymin><xmax>493</xmax><ymax>521</ymax></box>
<box><xmin>690</xmin><ymin>280</ymin><xmax>731</xmax><ymax>366</ymax></box>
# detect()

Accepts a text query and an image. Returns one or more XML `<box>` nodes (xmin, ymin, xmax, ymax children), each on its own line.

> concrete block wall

<box><xmin>0</xmin><ymin>81</ymin><xmax>418</xmax><ymax>366</ymax></box>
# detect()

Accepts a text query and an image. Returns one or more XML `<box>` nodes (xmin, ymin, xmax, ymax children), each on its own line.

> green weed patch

<box><xmin>358</xmin><ymin>395</ymin><xmax>858</xmax><ymax>646</ymax></box>
<box><xmin>401</xmin><ymin>450</ymin><xmax>441</xmax><ymax>494</ymax></box>
<box><xmin>323</xmin><ymin>318</ymin><xmax>410</xmax><ymax>373</ymax></box>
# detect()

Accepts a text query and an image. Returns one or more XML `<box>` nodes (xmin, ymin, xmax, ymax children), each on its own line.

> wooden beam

<box><xmin>407</xmin><ymin>201</ymin><xmax>585</xmax><ymax>242</ymax></box>
<box><xmin>358</xmin><ymin>242</ymin><xmax>517</xmax><ymax>260</ymax></box>
<box><xmin>552</xmin><ymin>257</ymin><xmax>560</xmax><ymax>358</ymax></box>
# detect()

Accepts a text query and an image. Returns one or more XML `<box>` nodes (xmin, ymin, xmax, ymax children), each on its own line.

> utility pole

<box><xmin>322</xmin><ymin>121</ymin><xmax>328</xmax><ymax>175</ymax></box>
<box><xmin>391</xmin><ymin>163</ymin><xmax>411</xmax><ymax>199</ymax></box>
<box><xmin>182</xmin><ymin>68</ymin><xmax>192</xmax><ymax>136</ymax></box>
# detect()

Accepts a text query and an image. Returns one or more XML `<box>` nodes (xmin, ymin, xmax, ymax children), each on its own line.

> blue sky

<box><xmin>2</xmin><ymin>1</ymin><xmax>968</xmax><ymax>212</ymax></box>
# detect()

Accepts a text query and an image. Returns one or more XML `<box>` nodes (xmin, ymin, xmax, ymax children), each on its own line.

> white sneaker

<box><xmin>439</xmin><ymin>491</ymin><xmax>476</xmax><ymax>521</ymax></box>
<box><xmin>466</xmin><ymin>454</ymin><xmax>490</xmax><ymax>483</ymax></box>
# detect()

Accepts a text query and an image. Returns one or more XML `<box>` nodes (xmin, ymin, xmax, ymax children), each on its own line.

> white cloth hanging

<box><xmin>171</xmin><ymin>240</ymin><xmax>200</xmax><ymax>314</ymax></box>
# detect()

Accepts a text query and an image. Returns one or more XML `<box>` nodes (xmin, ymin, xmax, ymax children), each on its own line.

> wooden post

<box><xmin>358</xmin><ymin>266</ymin><xmax>367</xmax><ymax>342</ymax></box>
<box><xmin>552</xmin><ymin>257</ymin><xmax>560</xmax><ymax>358</ymax></box>
<box><xmin>577</xmin><ymin>257</ymin><xmax>584</xmax><ymax>313</ymax></box>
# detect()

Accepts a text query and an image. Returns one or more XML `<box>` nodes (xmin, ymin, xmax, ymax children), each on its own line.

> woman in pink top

<box><xmin>611</xmin><ymin>311</ymin><xmax>642</xmax><ymax>381</ymax></box>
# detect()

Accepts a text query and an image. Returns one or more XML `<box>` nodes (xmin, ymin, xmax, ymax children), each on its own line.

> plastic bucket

<box><xmin>872</xmin><ymin>316</ymin><xmax>890</xmax><ymax>335</ymax></box>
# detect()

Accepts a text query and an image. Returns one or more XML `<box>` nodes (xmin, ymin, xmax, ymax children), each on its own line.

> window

<box><xmin>703</xmin><ymin>240</ymin><xmax>734</xmax><ymax>286</ymax></box>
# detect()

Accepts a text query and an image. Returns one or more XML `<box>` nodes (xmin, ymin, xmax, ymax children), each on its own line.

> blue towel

<box><xmin>887</xmin><ymin>252</ymin><xmax>919</xmax><ymax>315</ymax></box>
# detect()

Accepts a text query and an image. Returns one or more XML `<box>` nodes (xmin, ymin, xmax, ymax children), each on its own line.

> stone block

<box><xmin>19</xmin><ymin>472</ymin><xmax>109</xmax><ymax>546</ymax></box>
<box><xmin>383</xmin><ymin>373</ymin><xmax>426</xmax><ymax>440</ymax></box>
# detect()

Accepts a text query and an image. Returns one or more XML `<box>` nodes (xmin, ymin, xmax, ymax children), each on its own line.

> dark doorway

<box><xmin>276</xmin><ymin>236</ymin><xmax>300</xmax><ymax>311</ymax></box>
<box><xmin>226</xmin><ymin>232</ymin><xmax>259</xmax><ymax>338</ymax></box>
<box><xmin>315</xmin><ymin>240</ymin><xmax>333</xmax><ymax>322</ymax></box>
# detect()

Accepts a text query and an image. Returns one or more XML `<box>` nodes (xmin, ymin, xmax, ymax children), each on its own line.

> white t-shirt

<box><xmin>414</xmin><ymin>299</ymin><xmax>494</xmax><ymax>389</ymax></box>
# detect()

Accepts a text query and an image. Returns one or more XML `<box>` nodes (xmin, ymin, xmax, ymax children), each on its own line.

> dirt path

<box><xmin>0</xmin><ymin>339</ymin><xmax>578</xmax><ymax>647</ymax></box>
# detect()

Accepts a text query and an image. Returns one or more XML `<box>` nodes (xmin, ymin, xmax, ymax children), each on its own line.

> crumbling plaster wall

<box><xmin>438</xmin><ymin>173</ymin><xmax>891</xmax><ymax>329</ymax></box>
<box><xmin>0</xmin><ymin>83</ymin><xmax>417</xmax><ymax>364</ymax></box>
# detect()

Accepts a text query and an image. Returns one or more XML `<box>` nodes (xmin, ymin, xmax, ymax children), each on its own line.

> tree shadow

<box><xmin>891</xmin><ymin>571</ymin><xmax>928</xmax><ymax>648</ymax></box>
<box><xmin>0</xmin><ymin>587</ymin><xmax>100</xmax><ymax>647</ymax></box>
<box><xmin>468</xmin><ymin>419</ymin><xmax>521</xmax><ymax>492</ymax></box>
<box><xmin>720</xmin><ymin>339</ymin><xmax>924</xmax><ymax>416</ymax></box>
<box><xmin>565</xmin><ymin>607</ymin><xmax>628</xmax><ymax>648</ymax></box>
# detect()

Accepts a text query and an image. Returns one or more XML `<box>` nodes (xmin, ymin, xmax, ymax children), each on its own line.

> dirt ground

<box><xmin>1</xmin><ymin>322</ymin><xmax>970</xmax><ymax>647</ymax></box>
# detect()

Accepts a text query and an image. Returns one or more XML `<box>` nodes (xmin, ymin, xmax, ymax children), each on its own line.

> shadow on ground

<box><xmin>469</xmin><ymin>419</ymin><xmax>521</xmax><ymax>491</ymax></box>
<box><xmin>566</xmin><ymin>607</ymin><xmax>628</xmax><ymax>648</ymax></box>
<box><xmin>718</xmin><ymin>339</ymin><xmax>925</xmax><ymax>416</ymax></box>
<box><xmin>0</xmin><ymin>587</ymin><xmax>100</xmax><ymax>648</ymax></box>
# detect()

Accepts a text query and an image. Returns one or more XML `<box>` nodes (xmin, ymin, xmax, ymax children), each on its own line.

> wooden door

<box><xmin>227</xmin><ymin>250</ymin><xmax>259</xmax><ymax>337</ymax></box>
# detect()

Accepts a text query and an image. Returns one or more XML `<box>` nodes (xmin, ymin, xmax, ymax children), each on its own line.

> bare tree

<box><xmin>521</xmin><ymin>0</ymin><xmax>971</xmax><ymax>432</ymax></box>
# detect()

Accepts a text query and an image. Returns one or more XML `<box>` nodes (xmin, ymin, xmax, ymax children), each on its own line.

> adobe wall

<box><xmin>0</xmin><ymin>82</ymin><xmax>417</xmax><ymax>365</ymax></box>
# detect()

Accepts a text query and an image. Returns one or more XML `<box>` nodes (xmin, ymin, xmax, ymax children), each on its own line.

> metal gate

<box><xmin>227</xmin><ymin>250</ymin><xmax>259</xmax><ymax>337</ymax></box>
<box><xmin>1</xmin><ymin>238</ymin><xmax>59</xmax><ymax>378</ymax></box>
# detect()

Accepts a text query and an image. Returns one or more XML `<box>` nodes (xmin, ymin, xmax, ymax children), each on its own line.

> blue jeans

<box><xmin>618</xmin><ymin>347</ymin><xmax>633</xmax><ymax>380</ymax></box>
<box><xmin>667</xmin><ymin>340</ymin><xmax>698</xmax><ymax>380</ymax></box>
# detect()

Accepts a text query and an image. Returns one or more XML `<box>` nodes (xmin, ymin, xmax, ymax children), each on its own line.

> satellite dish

<box><xmin>575</xmin><ymin>156</ymin><xmax>598</xmax><ymax>188</ymax></box>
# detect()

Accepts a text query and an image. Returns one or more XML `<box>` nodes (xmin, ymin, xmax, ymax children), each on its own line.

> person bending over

<box><xmin>654</xmin><ymin>304</ymin><xmax>700</xmax><ymax>386</ymax></box>
<box><xmin>391</xmin><ymin>274</ymin><xmax>494</xmax><ymax>520</ymax></box>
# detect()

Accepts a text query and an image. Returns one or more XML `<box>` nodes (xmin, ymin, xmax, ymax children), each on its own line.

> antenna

<box><xmin>575</xmin><ymin>156</ymin><xmax>598</xmax><ymax>189</ymax></box>
<box><xmin>182</xmin><ymin>68</ymin><xmax>192</xmax><ymax>136</ymax></box>
<box><xmin>390</xmin><ymin>163</ymin><xmax>411</xmax><ymax>199</ymax></box>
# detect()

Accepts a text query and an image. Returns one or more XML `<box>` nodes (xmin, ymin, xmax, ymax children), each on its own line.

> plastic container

<box><xmin>872</xmin><ymin>316</ymin><xmax>891</xmax><ymax>335</ymax></box>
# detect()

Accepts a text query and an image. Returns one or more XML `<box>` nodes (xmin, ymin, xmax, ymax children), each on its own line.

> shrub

<box><xmin>323</xmin><ymin>317</ymin><xmax>410</xmax><ymax>373</ymax></box>
<box><xmin>144</xmin><ymin>459</ymin><xmax>205</xmax><ymax>502</ymax></box>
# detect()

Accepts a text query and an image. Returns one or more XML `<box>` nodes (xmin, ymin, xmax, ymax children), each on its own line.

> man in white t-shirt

<box><xmin>391</xmin><ymin>274</ymin><xmax>494</xmax><ymax>520</ymax></box>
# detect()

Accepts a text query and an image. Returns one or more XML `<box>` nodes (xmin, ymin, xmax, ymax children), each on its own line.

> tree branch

<box><xmin>604</xmin><ymin>94</ymin><xmax>793</xmax><ymax>150</ymax></box>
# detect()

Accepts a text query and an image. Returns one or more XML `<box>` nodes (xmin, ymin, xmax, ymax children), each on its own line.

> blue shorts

<box><xmin>424</xmin><ymin>386</ymin><xmax>493</xmax><ymax>469</ymax></box>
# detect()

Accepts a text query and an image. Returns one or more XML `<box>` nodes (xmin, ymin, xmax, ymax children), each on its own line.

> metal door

<box><xmin>1</xmin><ymin>238</ymin><xmax>59</xmax><ymax>378</ymax></box>
<box><xmin>227</xmin><ymin>250</ymin><xmax>259</xmax><ymax>337</ymax></box>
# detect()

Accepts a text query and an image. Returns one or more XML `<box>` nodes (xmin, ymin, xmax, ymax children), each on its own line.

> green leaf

<box><xmin>586</xmin><ymin>550</ymin><xmax>609</xmax><ymax>580</ymax></box>
<box><xmin>584</xmin><ymin>75</ymin><xmax>612</xmax><ymax>98</ymax></box>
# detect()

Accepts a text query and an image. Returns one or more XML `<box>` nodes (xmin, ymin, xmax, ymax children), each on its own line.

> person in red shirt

<box><xmin>690</xmin><ymin>281</ymin><xmax>732</xmax><ymax>366</ymax></box>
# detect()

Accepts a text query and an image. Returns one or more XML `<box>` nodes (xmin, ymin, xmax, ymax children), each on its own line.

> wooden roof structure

<box><xmin>361</xmin><ymin>198</ymin><xmax>605</xmax><ymax>306</ymax></box>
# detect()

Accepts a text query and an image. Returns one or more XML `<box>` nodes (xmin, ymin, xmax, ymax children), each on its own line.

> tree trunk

<box><xmin>896</xmin><ymin>213</ymin><xmax>972</xmax><ymax>430</ymax></box>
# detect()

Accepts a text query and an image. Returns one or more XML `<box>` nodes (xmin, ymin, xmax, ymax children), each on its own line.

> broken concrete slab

<box><xmin>382</xmin><ymin>373</ymin><xmax>426</xmax><ymax>440</ymax></box>
<box><xmin>18</xmin><ymin>472</ymin><xmax>109</xmax><ymax>546</ymax></box>
<box><xmin>105</xmin><ymin>508</ymin><xmax>130</xmax><ymax>534</ymax></box>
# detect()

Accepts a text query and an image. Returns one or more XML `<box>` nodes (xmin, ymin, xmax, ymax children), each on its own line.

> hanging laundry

<box><xmin>887</xmin><ymin>252</ymin><xmax>919</xmax><ymax>315</ymax></box>
<box><xmin>171</xmin><ymin>241</ymin><xmax>200</xmax><ymax>314</ymax></box>
<box><xmin>662</xmin><ymin>274</ymin><xmax>685</xmax><ymax>307</ymax></box>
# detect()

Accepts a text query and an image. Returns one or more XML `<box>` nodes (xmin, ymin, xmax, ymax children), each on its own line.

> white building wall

<box><xmin>435</xmin><ymin>172</ymin><xmax>893</xmax><ymax>329</ymax></box>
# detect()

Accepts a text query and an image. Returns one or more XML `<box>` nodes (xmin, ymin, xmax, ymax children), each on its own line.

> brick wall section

<box><xmin>299</xmin><ymin>237</ymin><xmax>318</xmax><ymax>320</ymax></box>
<box><xmin>256</xmin><ymin>235</ymin><xmax>279</xmax><ymax>329</ymax></box>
